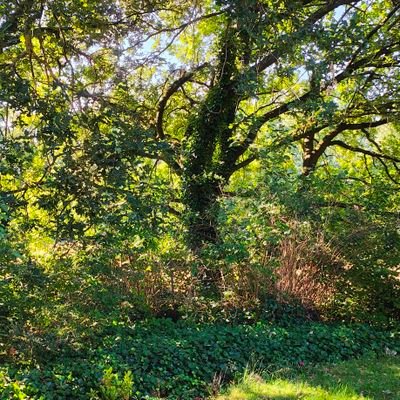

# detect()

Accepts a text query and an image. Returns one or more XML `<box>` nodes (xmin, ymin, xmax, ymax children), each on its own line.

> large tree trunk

<box><xmin>183</xmin><ymin>177</ymin><xmax>221</xmax><ymax>252</ymax></box>
<box><xmin>181</xmin><ymin>29</ymin><xmax>238</xmax><ymax>253</ymax></box>
<box><xmin>179</xmin><ymin>25</ymin><xmax>255</xmax><ymax>290</ymax></box>
<box><xmin>182</xmin><ymin>175</ymin><xmax>224</xmax><ymax>290</ymax></box>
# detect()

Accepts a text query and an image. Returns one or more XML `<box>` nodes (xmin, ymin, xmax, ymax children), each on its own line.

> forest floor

<box><xmin>1</xmin><ymin>318</ymin><xmax>400</xmax><ymax>399</ymax></box>
<box><xmin>216</xmin><ymin>355</ymin><xmax>400</xmax><ymax>400</ymax></box>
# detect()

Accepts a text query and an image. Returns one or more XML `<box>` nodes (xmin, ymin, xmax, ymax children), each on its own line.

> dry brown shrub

<box><xmin>274</xmin><ymin>224</ymin><xmax>348</xmax><ymax>309</ymax></box>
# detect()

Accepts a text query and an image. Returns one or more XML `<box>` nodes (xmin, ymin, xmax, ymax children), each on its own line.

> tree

<box><xmin>1</xmin><ymin>0</ymin><xmax>399</xmax><ymax>254</ymax></box>
<box><xmin>148</xmin><ymin>0</ymin><xmax>400</xmax><ymax>250</ymax></box>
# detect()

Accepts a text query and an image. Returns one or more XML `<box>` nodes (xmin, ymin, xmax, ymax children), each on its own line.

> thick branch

<box><xmin>330</xmin><ymin>140</ymin><xmax>400</xmax><ymax>164</ymax></box>
<box><xmin>234</xmin><ymin>39</ymin><xmax>398</xmax><ymax>162</ymax></box>
<box><xmin>232</xmin><ymin>155</ymin><xmax>258</xmax><ymax>172</ymax></box>
<box><xmin>156</xmin><ymin>63</ymin><xmax>208</xmax><ymax>139</ymax></box>
<box><xmin>315</xmin><ymin>119</ymin><xmax>389</xmax><ymax>159</ymax></box>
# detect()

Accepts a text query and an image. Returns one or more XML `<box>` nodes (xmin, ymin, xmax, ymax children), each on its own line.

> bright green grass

<box><xmin>216</xmin><ymin>356</ymin><xmax>400</xmax><ymax>400</ymax></box>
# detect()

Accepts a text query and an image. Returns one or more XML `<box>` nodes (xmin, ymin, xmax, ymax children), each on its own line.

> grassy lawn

<box><xmin>216</xmin><ymin>356</ymin><xmax>400</xmax><ymax>400</ymax></box>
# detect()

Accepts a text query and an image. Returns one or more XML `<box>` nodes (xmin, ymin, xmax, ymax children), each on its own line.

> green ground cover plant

<box><xmin>1</xmin><ymin>320</ymin><xmax>399</xmax><ymax>399</ymax></box>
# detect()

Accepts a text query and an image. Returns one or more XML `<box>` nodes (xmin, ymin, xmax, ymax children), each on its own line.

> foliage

<box><xmin>95</xmin><ymin>368</ymin><xmax>134</xmax><ymax>400</ymax></box>
<box><xmin>1</xmin><ymin>319</ymin><xmax>400</xmax><ymax>399</ymax></box>
<box><xmin>1</xmin><ymin>0</ymin><xmax>400</xmax><ymax>247</ymax></box>
<box><xmin>1</xmin><ymin>1</ymin><xmax>400</xmax><ymax>398</ymax></box>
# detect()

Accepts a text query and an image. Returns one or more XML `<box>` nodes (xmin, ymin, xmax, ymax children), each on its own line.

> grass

<box><xmin>215</xmin><ymin>355</ymin><xmax>400</xmax><ymax>400</ymax></box>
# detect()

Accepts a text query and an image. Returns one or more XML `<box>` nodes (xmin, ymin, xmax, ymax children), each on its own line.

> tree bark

<box><xmin>183</xmin><ymin>177</ymin><xmax>221</xmax><ymax>251</ymax></box>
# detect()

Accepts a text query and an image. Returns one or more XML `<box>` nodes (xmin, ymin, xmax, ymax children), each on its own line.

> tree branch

<box><xmin>315</xmin><ymin>119</ymin><xmax>389</xmax><ymax>158</ymax></box>
<box><xmin>232</xmin><ymin>155</ymin><xmax>258</xmax><ymax>172</ymax></box>
<box><xmin>156</xmin><ymin>63</ymin><xmax>208</xmax><ymax>139</ymax></box>
<box><xmin>251</xmin><ymin>0</ymin><xmax>357</xmax><ymax>74</ymax></box>
<box><xmin>330</xmin><ymin>140</ymin><xmax>400</xmax><ymax>163</ymax></box>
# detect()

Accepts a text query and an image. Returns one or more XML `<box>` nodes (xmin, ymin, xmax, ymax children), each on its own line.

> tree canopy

<box><xmin>1</xmin><ymin>0</ymin><xmax>399</xmax><ymax>258</ymax></box>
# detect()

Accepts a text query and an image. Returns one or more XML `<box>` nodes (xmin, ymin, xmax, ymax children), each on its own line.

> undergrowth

<box><xmin>1</xmin><ymin>320</ymin><xmax>399</xmax><ymax>399</ymax></box>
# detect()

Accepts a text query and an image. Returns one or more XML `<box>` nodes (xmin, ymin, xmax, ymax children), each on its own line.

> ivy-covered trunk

<box><xmin>182</xmin><ymin>173</ymin><xmax>227</xmax><ymax>290</ymax></box>
<box><xmin>181</xmin><ymin>28</ymin><xmax>239</xmax><ymax>253</ymax></box>
<box><xmin>183</xmin><ymin>176</ymin><xmax>223</xmax><ymax>251</ymax></box>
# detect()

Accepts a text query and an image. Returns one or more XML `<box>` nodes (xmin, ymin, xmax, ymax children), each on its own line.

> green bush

<box><xmin>95</xmin><ymin>368</ymin><xmax>133</xmax><ymax>400</ymax></box>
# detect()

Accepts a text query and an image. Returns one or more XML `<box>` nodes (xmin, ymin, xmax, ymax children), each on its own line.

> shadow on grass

<box><xmin>216</xmin><ymin>356</ymin><xmax>400</xmax><ymax>400</ymax></box>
